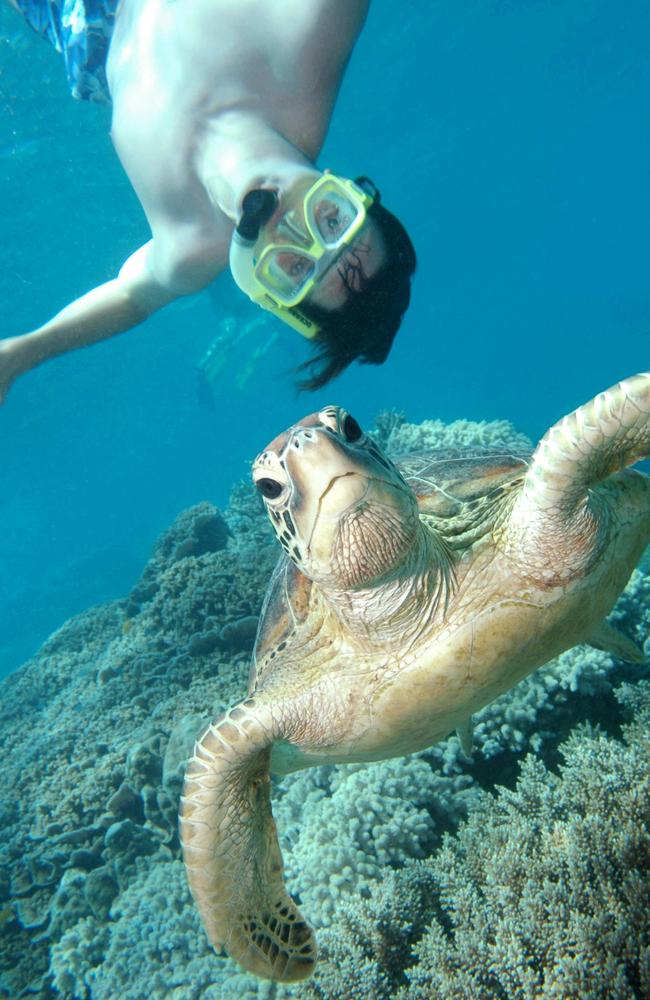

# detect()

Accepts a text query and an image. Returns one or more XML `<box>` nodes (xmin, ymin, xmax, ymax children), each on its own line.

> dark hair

<box><xmin>295</xmin><ymin>180</ymin><xmax>416</xmax><ymax>391</ymax></box>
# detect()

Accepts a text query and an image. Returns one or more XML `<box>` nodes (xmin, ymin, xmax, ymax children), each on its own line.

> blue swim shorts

<box><xmin>16</xmin><ymin>0</ymin><xmax>117</xmax><ymax>103</ymax></box>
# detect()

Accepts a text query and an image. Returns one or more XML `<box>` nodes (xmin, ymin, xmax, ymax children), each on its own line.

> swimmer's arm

<box><xmin>0</xmin><ymin>242</ymin><xmax>220</xmax><ymax>403</ymax></box>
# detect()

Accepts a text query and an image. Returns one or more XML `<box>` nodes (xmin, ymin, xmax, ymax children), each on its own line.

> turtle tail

<box><xmin>179</xmin><ymin>698</ymin><xmax>317</xmax><ymax>982</ymax></box>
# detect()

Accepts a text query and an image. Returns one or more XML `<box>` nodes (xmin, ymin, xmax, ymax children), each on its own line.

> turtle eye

<box><xmin>256</xmin><ymin>477</ymin><xmax>284</xmax><ymax>500</ymax></box>
<box><xmin>342</xmin><ymin>413</ymin><xmax>363</xmax><ymax>443</ymax></box>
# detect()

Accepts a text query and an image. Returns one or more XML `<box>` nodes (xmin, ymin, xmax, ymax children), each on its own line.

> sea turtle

<box><xmin>180</xmin><ymin>373</ymin><xmax>650</xmax><ymax>983</ymax></box>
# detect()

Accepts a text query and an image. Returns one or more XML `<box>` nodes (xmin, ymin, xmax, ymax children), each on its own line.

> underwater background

<box><xmin>1</xmin><ymin>1</ymin><xmax>650</xmax><ymax>998</ymax></box>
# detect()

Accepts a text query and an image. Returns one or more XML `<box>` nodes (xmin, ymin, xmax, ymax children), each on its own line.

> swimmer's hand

<box><xmin>0</xmin><ymin>338</ymin><xmax>21</xmax><ymax>404</ymax></box>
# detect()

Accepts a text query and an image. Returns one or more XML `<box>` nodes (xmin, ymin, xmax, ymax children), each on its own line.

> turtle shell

<box><xmin>397</xmin><ymin>447</ymin><xmax>530</xmax><ymax>517</ymax></box>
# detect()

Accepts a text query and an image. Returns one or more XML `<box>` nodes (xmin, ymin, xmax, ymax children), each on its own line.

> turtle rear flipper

<box><xmin>180</xmin><ymin>698</ymin><xmax>316</xmax><ymax>982</ymax></box>
<box><xmin>586</xmin><ymin>619</ymin><xmax>646</xmax><ymax>663</ymax></box>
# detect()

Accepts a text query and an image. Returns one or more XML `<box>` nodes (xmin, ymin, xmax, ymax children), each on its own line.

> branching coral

<box><xmin>276</xmin><ymin>757</ymin><xmax>479</xmax><ymax>928</ymax></box>
<box><xmin>297</xmin><ymin>682</ymin><xmax>650</xmax><ymax>1000</ymax></box>
<box><xmin>297</xmin><ymin>863</ymin><xmax>441</xmax><ymax>1000</ymax></box>
<box><xmin>400</xmin><ymin>699</ymin><xmax>650</xmax><ymax>998</ymax></box>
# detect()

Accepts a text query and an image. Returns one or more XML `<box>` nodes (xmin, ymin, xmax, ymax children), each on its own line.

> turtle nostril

<box><xmin>291</xmin><ymin>429</ymin><xmax>316</xmax><ymax>449</ymax></box>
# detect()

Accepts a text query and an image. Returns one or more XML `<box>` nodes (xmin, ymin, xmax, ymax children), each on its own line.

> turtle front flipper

<box><xmin>522</xmin><ymin>373</ymin><xmax>649</xmax><ymax>513</ymax></box>
<box><xmin>509</xmin><ymin>373</ymin><xmax>650</xmax><ymax>573</ymax></box>
<box><xmin>179</xmin><ymin>698</ymin><xmax>316</xmax><ymax>982</ymax></box>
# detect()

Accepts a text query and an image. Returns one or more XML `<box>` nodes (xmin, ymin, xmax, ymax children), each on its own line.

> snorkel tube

<box><xmin>229</xmin><ymin>188</ymin><xmax>278</xmax><ymax>296</ymax></box>
<box><xmin>229</xmin><ymin>189</ymin><xmax>319</xmax><ymax>339</ymax></box>
<box><xmin>235</xmin><ymin>189</ymin><xmax>278</xmax><ymax>243</ymax></box>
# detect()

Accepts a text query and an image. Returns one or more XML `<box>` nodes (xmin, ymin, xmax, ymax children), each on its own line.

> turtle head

<box><xmin>253</xmin><ymin>406</ymin><xmax>420</xmax><ymax>588</ymax></box>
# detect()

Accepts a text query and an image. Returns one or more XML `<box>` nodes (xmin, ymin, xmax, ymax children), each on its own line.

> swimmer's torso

<box><xmin>108</xmin><ymin>0</ymin><xmax>368</xmax><ymax>158</ymax></box>
<box><xmin>106</xmin><ymin>0</ymin><xmax>370</xmax><ymax>287</ymax></box>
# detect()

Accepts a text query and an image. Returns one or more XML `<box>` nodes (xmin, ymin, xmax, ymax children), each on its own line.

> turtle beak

<box><xmin>305</xmin><ymin>470</ymin><xmax>373</xmax><ymax>566</ymax></box>
<box><xmin>282</xmin><ymin>425</ymin><xmax>415</xmax><ymax>584</ymax></box>
<box><xmin>283</xmin><ymin>425</ymin><xmax>370</xmax><ymax>521</ymax></box>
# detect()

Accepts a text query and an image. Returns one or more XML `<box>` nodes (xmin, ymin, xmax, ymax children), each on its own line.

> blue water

<box><xmin>1</xmin><ymin>0</ymin><xmax>648</xmax><ymax>677</ymax></box>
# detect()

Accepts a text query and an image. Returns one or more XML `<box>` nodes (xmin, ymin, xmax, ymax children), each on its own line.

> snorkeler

<box><xmin>1</xmin><ymin>0</ymin><xmax>416</xmax><ymax>401</ymax></box>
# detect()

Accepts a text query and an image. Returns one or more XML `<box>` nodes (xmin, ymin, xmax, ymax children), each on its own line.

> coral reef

<box><xmin>0</xmin><ymin>499</ymin><xmax>275</xmax><ymax>998</ymax></box>
<box><xmin>299</xmin><ymin>683</ymin><xmax>650</xmax><ymax>1000</ymax></box>
<box><xmin>0</xmin><ymin>413</ymin><xmax>647</xmax><ymax>999</ymax></box>
<box><xmin>371</xmin><ymin>409</ymin><xmax>532</xmax><ymax>455</ymax></box>
<box><xmin>399</xmin><ymin>688</ymin><xmax>650</xmax><ymax>1000</ymax></box>
<box><xmin>275</xmin><ymin>758</ymin><xmax>479</xmax><ymax>929</ymax></box>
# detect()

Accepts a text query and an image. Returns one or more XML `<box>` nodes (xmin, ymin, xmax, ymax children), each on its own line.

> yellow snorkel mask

<box><xmin>229</xmin><ymin>173</ymin><xmax>376</xmax><ymax>338</ymax></box>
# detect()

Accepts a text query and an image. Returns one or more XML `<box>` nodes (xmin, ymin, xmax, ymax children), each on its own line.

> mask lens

<box><xmin>257</xmin><ymin>249</ymin><xmax>316</xmax><ymax>300</ymax></box>
<box><xmin>310</xmin><ymin>190</ymin><xmax>360</xmax><ymax>246</ymax></box>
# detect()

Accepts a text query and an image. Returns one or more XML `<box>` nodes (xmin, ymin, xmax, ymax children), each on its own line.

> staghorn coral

<box><xmin>398</xmin><ymin>681</ymin><xmax>650</xmax><ymax>1000</ymax></box>
<box><xmin>297</xmin><ymin>863</ymin><xmax>441</xmax><ymax>1000</ymax></box>
<box><xmin>297</xmin><ymin>682</ymin><xmax>650</xmax><ymax>1000</ymax></box>
<box><xmin>609</xmin><ymin>565</ymin><xmax>650</xmax><ymax>656</ymax></box>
